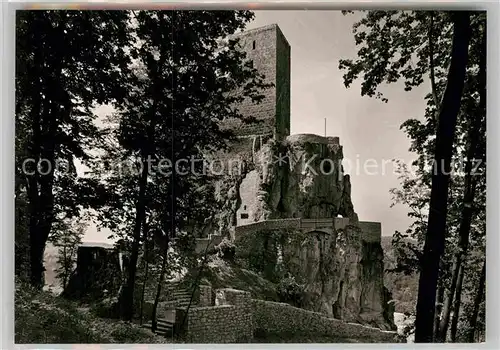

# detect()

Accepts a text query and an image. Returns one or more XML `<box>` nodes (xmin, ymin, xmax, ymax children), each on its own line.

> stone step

<box><xmin>170</xmin><ymin>291</ymin><xmax>192</xmax><ymax>298</ymax></box>
<box><xmin>167</xmin><ymin>291</ymin><xmax>191</xmax><ymax>298</ymax></box>
<box><xmin>142</xmin><ymin>318</ymin><xmax>174</xmax><ymax>337</ymax></box>
<box><xmin>171</xmin><ymin>295</ymin><xmax>192</xmax><ymax>302</ymax></box>
<box><xmin>144</xmin><ymin>318</ymin><xmax>174</xmax><ymax>326</ymax></box>
<box><xmin>164</xmin><ymin>299</ymin><xmax>196</xmax><ymax>308</ymax></box>
<box><xmin>166</xmin><ymin>282</ymin><xmax>196</xmax><ymax>291</ymax></box>
<box><xmin>144</xmin><ymin>323</ymin><xmax>172</xmax><ymax>333</ymax></box>
<box><xmin>165</xmin><ymin>282</ymin><xmax>183</xmax><ymax>289</ymax></box>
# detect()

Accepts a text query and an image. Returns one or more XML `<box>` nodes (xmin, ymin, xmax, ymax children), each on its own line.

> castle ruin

<box><xmin>64</xmin><ymin>23</ymin><xmax>396</xmax><ymax>335</ymax></box>
<box><xmin>213</xmin><ymin>24</ymin><xmax>395</xmax><ymax>330</ymax></box>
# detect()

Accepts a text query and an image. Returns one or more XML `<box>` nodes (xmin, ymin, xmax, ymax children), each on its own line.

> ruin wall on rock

<box><xmin>209</xmin><ymin>24</ymin><xmax>394</xmax><ymax>331</ymax></box>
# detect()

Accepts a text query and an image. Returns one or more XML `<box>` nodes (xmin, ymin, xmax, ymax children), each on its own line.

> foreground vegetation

<box><xmin>15</xmin><ymin>280</ymin><xmax>166</xmax><ymax>344</ymax></box>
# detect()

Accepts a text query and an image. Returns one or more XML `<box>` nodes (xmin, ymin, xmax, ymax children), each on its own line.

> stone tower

<box><xmin>222</xmin><ymin>24</ymin><xmax>291</xmax><ymax>141</ymax></box>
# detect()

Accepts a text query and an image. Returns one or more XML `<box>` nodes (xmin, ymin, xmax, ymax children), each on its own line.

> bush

<box><xmin>215</xmin><ymin>238</ymin><xmax>236</xmax><ymax>261</ymax></box>
<box><xmin>15</xmin><ymin>280</ymin><xmax>165</xmax><ymax>343</ymax></box>
<box><xmin>89</xmin><ymin>297</ymin><xmax>121</xmax><ymax>319</ymax></box>
<box><xmin>235</xmin><ymin>230</ymin><xmax>281</xmax><ymax>281</ymax></box>
<box><xmin>277</xmin><ymin>276</ymin><xmax>304</xmax><ymax>308</ymax></box>
<box><xmin>15</xmin><ymin>282</ymin><xmax>108</xmax><ymax>343</ymax></box>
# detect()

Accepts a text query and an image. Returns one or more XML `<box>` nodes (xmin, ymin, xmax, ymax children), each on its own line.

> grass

<box><xmin>183</xmin><ymin>255</ymin><xmax>279</xmax><ymax>301</ymax></box>
<box><xmin>15</xmin><ymin>280</ymin><xmax>167</xmax><ymax>344</ymax></box>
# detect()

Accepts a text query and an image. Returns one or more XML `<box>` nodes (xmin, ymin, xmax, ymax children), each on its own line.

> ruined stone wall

<box><xmin>176</xmin><ymin>287</ymin><xmax>399</xmax><ymax>343</ymax></box>
<box><xmin>233</xmin><ymin>217</ymin><xmax>349</xmax><ymax>240</ymax></box>
<box><xmin>359</xmin><ymin>221</ymin><xmax>382</xmax><ymax>243</ymax></box>
<box><xmin>252</xmin><ymin>299</ymin><xmax>400</xmax><ymax>343</ymax></box>
<box><xmin>64</xmin><ymin>245</ymin><xmax>122</xmax><ymax>300</ymax></box>
<box><xmin>275</xmin><ymin>25</ymin><xmax>291</xmax><ymax>140</ymax></box>
<box><xmin>177</xmin><ymin>288</ymin><xmax>253</xmax><ymax>343</ymax></box>
<box><xmin>198</xmin><ymin>285</ymin><xmax>212</xmax><ymax>307</ymax></box>
<box><xmin>182</xmin><ymin>305</ymin><xmax>247</xmax><ymax>343</ymax></box>
<box><xmin>234</xmin><ymin>218</ymin><xmax>301</xmax><ymax>239</ymax></box>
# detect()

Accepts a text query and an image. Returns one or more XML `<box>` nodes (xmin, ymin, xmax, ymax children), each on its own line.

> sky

<box><xmin>82</xmin><ymin>10</ymin><xmax>430</xmax><ymax>243</ymax></box>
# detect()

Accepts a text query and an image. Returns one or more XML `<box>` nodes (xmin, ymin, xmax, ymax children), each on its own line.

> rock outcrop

<box><xmin>217</xmin><ymin>134</ymin><xmax>396</xmax><ymax>330</ymax></box>
<box><xmin>213</xmin><ymin>22</ymin><xmax>394</xmax><ymax>331</ymax></box>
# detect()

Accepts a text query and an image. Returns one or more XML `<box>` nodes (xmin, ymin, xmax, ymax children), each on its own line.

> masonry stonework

<box><xmin>358</xmin><ymin>221</ymin><xmax>382</xmax><ymax>243</ymax></box>
<box><xmin>210</xmin><ymin>24</ymin><xmax>395</xmax><ymax>335</ymax></box>
<box><xmin>198</xmin><ymin>285</ymin><xmax>213</xmax><ymax>307</ymax></box>
<box><xmin>175</xmin><ymin>288</ymin><xmax>400</xmax><ymax>343</ymax></box>
<box><xmin>176</xmin><ymin>288</ymin><xmax>253</xmax><ymax>343</ymax></box>
<box><xmin>221</xmin><ymin>24</ymin><xmax>291</xmax><ymax>140</ymax></box>
<box><xmin>252</xmin><ymin>299</ymin><xmax>400</xmax><ymax>342</ymax></box>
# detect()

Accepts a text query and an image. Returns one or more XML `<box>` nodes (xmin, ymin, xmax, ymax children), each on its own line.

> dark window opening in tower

<box><xmin>252</xmin><ymin>40</ymin><xmax>256</xmax><ymax>50</ymax></box>
<box><xmin>243</xmin><ymin>205</ymin><xmax>247</xmax><ymax>210</ymax></box>
<box><xmin>241</xmin><ymin>213</ymin><xmax>249</xmax><ymax>219</ymax></box>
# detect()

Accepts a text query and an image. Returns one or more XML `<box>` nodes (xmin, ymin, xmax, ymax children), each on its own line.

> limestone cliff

<box><xmin>217</xmin><ymin>134</ymin><xmax>395</xmax><ymax>330</ymax></box>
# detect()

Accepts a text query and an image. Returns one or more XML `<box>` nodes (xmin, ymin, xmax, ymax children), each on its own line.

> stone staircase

<box><xmin>142</xmin><ymin>282</ymin><xmax>197</xmax><ymax>337</ymax></box>
<box><xmin>143</xmin><ymin>317</ymin><xmax>175</xmax><ymax>338</ymax></box>
<box><xmin>164</xmin><ymin>283</ymin><xmax>195</xmax><ymax>309</ymax></box>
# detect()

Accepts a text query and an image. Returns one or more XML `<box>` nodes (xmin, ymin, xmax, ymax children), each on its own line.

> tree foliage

<box><xmin>16</xmin><ymin>10</ymin><xmax>132</xmax><ymax>288</ymax></box>
<box><xmin>340</xmin><ymin>10</ymin><xmax>486</xmax><ymax>342</ymax></box>
<box><xmin>81</xmin><ymin>10</ymin><xmax>270</xmax><ymax>320</ymax></box>
<box><xmin>16</xmin><ymin>9</ymin><xmax>271</xmax><ymax>327</ymax></box>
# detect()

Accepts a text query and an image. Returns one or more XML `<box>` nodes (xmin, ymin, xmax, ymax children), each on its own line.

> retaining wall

<box><xmin>234</xmin><ymin>218</ymin><xmax>380</xmax><ymax>244</ymax></box>
<box><xmin>252</xmin><ymin>299</ymin><xmax>400</xmax><ymax>343</ymax></box>
<box><xmin>176</xmin><ymin>288</ymin><xmax>253</xmax><ymax>343</ymax></box>
<box><xmin>175</xmin><ymin>287</ymin><xmax>400</xmax><ymax>343</ymax></box>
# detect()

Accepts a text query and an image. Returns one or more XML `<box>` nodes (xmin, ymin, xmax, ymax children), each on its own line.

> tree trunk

<box><xmin>433</xmin><ymin>281</ymin><xmax>445</xmax><ymax>340</ymax></box>
<box><xmin>119</xmin><ymin>154</ymin><xmax>149</xmax><ymax>321</ymax></box>
<box><xmin>450</xmin><ymin>264</ymin><xmax>465</xmax><ymax>342</ymax></box>
<box><xmin>151</xmin><ymin>234</ymin><xmax>169</xmax><ymax>333</ymax></box>
<box><xmin>436</xmin><ymin>25</ymin><xmax>486</xmax><ymax>343</ymax></box>
<box><xmin>29</xmin><ymin>233</ymin><xmax>46</xmax><ymax>288</ymax></box>
<box><xmin>29</xmin><ymin>157</ymin><xmax>55</xmax><ymax>290</ymax></box>
<box><xmin>25</xmin><ymin>23</ymin><xmax>45</xmax><ymax>289</ymax></box>
<box><xmin>414</xmin><ymin>12</ymin><xmax>471</xmax><ymax>343</ymax></box>
<box><xmin>180</xmin><ymin>235</ymin><xmax>213</xmax><ymax>330</ymax></box>
<box><xmin>62</xmin><ymin>245</ymin><xmax>68</xmax><ymax>290</ymax></box>
<box><xmin>140</xmin><ymin>258</ymin><xmax>150</xmax><ymax>325</ymax></box>
<box><xmin>139</xmin><ymin>220</ymin><xmax>151</xmax><ymax>326</ymax></box>
<box><xmin>468</xmin><ymin>261</ymin><xmax>485</xmax><ymax>342</ymax></box>
<box><xmin>28</xmin><ymin>50</ymin><xmax>69</xmax><ymax>290</ymax></box>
